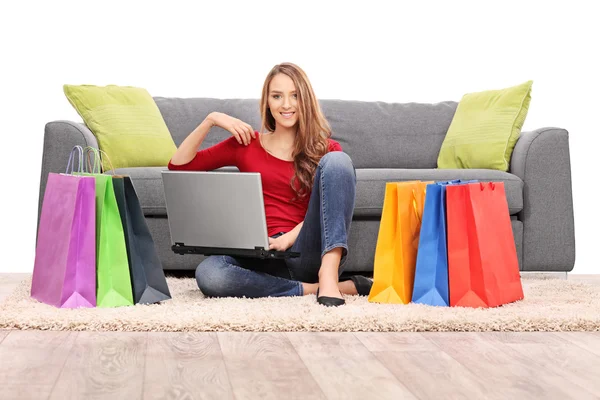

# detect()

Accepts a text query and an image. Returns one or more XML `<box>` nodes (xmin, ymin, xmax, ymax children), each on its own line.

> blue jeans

<box><xmin>195</xmin><ymin>151</ymin><xmax>357</xmax><ymax>298</ymax></box>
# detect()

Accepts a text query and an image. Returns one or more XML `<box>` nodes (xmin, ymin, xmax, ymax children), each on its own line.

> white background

<box><xmin>0</xmin><ymin>0</ymin><xmax>597</xmax><ymax>274</ymax></box>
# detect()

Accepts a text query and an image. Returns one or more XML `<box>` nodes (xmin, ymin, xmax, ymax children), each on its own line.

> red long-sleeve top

<box><xmin>167</xmin><ymin>132</ymin><xmax>343</xmax><ymax>237</ymax></box>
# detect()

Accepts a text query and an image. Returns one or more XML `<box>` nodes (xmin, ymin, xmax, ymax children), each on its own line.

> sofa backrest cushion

<box><xmin>153</xmin><ymin>97</ymin><xmax>458</xmax><ymax>169</ymax></box>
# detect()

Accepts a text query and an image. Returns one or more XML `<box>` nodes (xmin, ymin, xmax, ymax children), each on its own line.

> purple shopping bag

<box><xmin>31</xmin><ymin>146</ymin><xmax>96</xmax><ymax>308</ymax></box>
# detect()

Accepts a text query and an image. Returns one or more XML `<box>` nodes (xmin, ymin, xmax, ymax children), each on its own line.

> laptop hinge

<box><xmin>171</xmin><ymin>243</ymin><xmax>299</xmax><ymax>259</ymax></box>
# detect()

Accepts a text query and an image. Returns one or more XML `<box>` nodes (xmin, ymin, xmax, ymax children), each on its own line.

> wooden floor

<box><xmin>1</xmin><ymin>274</ymin><xmax>599</xmax><ymax>400</ymax></box>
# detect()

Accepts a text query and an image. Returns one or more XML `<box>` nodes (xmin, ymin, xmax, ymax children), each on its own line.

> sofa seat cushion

<box><xmin>115</xmin><ymin>167</ymin><xmax>523</xmax><ymax>218</ymax></box>
<box><xmin>355</xmin><ymin>169</ymin><xmax>523</xmax><ymax>216</ymax></box>
<box><xmin>112</xmin><ymin>167</ymin><xmax>168</xmax><ymax>216</ymax></box>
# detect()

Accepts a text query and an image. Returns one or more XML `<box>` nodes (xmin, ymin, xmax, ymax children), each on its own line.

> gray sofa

<box><xmin>38</xmin><ymin>97</ymin><xmax>576</xmax><ymax>273</ymax></box>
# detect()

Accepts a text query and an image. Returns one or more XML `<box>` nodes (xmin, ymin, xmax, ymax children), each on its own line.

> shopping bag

<box><xmin>75</xmin><ymin>147</ymin><xmax>134</xmax><ymax>308</ymax></box>
<box><xmin>411</xmin><ymin>182</ymin><xmax>448</xmax><ymax>306</ymax></box>
<box><xmin>446</xmin><ymin>182</ymin><xmax>524</xmax><ymax>308</ymax></box>
<box><xmin>31</xmin><ymin>146</ymin><xmax>96</xmax><ymax>308</ymax></box>
<box><xmin>412</xmin><ymin>180</ymin><xmax>477</xmax><ymax>306</ymax></box>
<box><xmin>113</xmin><ymin>175</ymin><xmax>171</xmax><ymax>304</ymax></box>
<box><xmin>369</xmin><ymin>180</ymin><xmax>431</xmax><ymax>304</ymax></box>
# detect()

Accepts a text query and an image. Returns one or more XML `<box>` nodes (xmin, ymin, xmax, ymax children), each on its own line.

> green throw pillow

<box><xmin>63</xmin><ymin>84</ymin><xmax>177</xmax><ymax>170</ymax></box>
<box><xmin>437</xmin><ymin>80</ymin><xmax>533</xmax><ymax>171</ymax></box>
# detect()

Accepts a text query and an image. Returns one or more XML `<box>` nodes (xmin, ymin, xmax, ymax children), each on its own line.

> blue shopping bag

<box><xmin>412</xmin><ymin>180</ymin><xmax>476</xmax><ymax>306</ymax></box>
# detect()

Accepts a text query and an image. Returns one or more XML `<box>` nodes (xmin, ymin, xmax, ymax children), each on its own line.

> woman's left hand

<box><xmin>268</xmin><ymin>235</ymin><xmax>292</xmax><ymax>251</ymax></box>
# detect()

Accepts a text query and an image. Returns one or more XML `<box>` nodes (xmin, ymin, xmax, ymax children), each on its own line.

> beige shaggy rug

<box><xmin>1</xmin><ymin>275</ymin><xmax>599</xmax><ymax>332</ymax></box>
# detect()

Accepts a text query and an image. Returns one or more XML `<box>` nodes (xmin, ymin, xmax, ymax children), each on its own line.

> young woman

<box><xmin>168</xmin><ymin>62</ymin><xmax>372</xmax><ymax>306</ymax></box>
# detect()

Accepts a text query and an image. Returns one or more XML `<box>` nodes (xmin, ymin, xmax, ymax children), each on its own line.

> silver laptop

<box><xmin>161</xmin><ymin>170</ymin><xmax>300</xmax><ymax>259</ymax></box>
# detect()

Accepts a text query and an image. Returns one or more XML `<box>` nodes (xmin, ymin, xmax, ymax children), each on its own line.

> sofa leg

<box><xmin>520</xmin><ymin>271</ymin><xmax>568</xmax><ymax>280</ymax></box>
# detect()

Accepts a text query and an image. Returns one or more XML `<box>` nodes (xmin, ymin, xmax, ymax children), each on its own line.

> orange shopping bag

<box><xmin>446</xmin><ymin>182</ymin><xmax>524</xmax><ymax>308</ymax></box>
<box><xmin>369</xmin><ymin>181</ymin><xmax>431</xmax><ymax>304</ymax></box>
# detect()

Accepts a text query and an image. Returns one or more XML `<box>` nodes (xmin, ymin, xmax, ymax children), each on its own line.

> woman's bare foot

<box><xmin>317</xmin><ymin>248</ymin><xmax>344</xmax><ymax>300</ymax></box>
<box><xmin>300</xmin><ymin>248</ymin><xmax>366</xmax><ymax>300</ymax></box>
<box><xmin>302</xmin><ymin>282</ymin><xmax>319</xmax><ymax>295</ymax></box>
<box><xmin>338</xmin><ymin>280</ymin><xmax>358</xmax><ymax>295</ymax></box>
<box><xmin>302</xmin><ymin>280</ymin><xmax>361</xmax><ymax>296</ymax></box>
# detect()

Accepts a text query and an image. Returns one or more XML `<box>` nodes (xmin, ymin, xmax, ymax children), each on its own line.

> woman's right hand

<box><xmin>208</xmin><ymin>112</ymin><xmax>256</xmax><ymax>146</ymax></box>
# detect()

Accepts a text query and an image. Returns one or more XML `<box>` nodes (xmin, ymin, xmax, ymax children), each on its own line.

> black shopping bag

<box><xmin>113</xmin><ymin>175</ymin><xmax>172</xmax><ymax>304</ymax></box>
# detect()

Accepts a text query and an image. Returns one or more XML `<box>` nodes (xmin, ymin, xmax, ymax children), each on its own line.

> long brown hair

<box><xmin>259</xmin><ymin>62</ymin><xmax>332</xmax><ymax>201</ymax></box>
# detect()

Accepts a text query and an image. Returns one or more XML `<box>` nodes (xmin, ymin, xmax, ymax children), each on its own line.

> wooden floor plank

<box><xmin>354</xmin><ymin>332</ymin><xmax>440</xmax><ymax>352</ymax></box>
<box><xmin>49</xmin><ymin>331</ymin><xmax>147</xmax><ymax>400</ymax></box>
<box><xmin>568</xmin><ymin>274</ymin><xmax>600</xmax><ymax>284</ymax></box>
<box><xmin>218</xmin><ymin>332</ymin><xmax>326</xmax><ymax>400</ymax></box>
<box><xmin>0</xmin><ymin>273</ymin><xmax>30</xmax><ymax>285</ymax></box>
<box><xmin>143</xmin><ymin>332</ymin><xmax>234</xmax><ymax>400</ymax></box>
<box><xmin>426</xmin><ymin>332</ymin><xmax>597</xmax><ymax>400</ymax></box>
<box><xmin>485</xmin><ymin>333</ymin><xmax>600</xmax><ymax>397</ymax></box>
<box><xmin>0</xmin><ymin>330</ymin><xmax>76</xmax><ymax>400</ymax></box>
<box><xmin>0</xmin><ymin>292</ymin><xmax>11</xmax><ymax>303</ymax></box>
<box><xmin>1</xmin><ymin>273</ymin><xmax>600</xmax><ymax>399</ymax></box>
<box><xmin>555</xmin><ymin>332</ymin><xmax>600</xmax><ymax>357</ymax></box>
<box><xmin>0</xmin><ymin>273</ymin><xmax>30</xmax><ymax>303</ymax></box>
<box><xmin>356</xmin><ymin>332</ymin><xmax>488</xmax><ymax>399</ymax></box>
<box><xmin>287</xmin><ymin>332</ymin><xmax>415</xmax><ymax>400</ymax></box>
<box><xmin>481</xmin><ymin>331</ymin><xmax>572</xmax><ymax>345</ymax></box>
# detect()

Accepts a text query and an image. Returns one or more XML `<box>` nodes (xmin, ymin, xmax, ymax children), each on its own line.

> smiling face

<box><xmin>267</xmin><ymin>73</ymin><xmax>299</xmax><ymax>129</ymax></box>
<box><xmin>259</xmin><ymin>62</ymin><xmax>333</xmax><ymax>202</ymax></box>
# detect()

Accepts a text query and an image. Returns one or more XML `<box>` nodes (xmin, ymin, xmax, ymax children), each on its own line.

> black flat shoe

<box><xmin>316</xmin><ymin>288</ymin><xmax>346</xmax><ymax>307</ymax></box>
<box><xmin>349</xmin><ymin>275</ymin><xmax>374</xmax><ymax>296</ymax></box>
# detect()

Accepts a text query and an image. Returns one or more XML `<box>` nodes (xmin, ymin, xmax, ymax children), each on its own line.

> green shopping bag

<box><xmin>75</xmin><ymin>147</ymin><xmax>133</xmax><ymax>308</ymax></box>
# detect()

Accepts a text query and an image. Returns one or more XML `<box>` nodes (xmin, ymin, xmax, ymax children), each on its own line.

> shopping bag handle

<box><xmin>83</xmin><ymin>147</ymin><xmax>116</xmax><ymax>175</ymax></box>
<box><xmin>84</xmin><ymin>147</ymin><xmax>101</xmax><ymax>174</ymax></box>
<box><xmin>411</xmin><ymin>188</ymin><xmax>422</xmax><ymax>224</ymax></box>
<box><xmin>65</xmin><ymin>145</ymin><xmax>84</xmax><ymax>174</ymax></box>
<box><xmin>97</xmin><ymin>149</ymin><xmax>116</xmax><ymax>174</ymax></box>
<box><xmin>479</xmin><ymin>182</ymin><xmax>496</xmax><ymax>191</ymax></box>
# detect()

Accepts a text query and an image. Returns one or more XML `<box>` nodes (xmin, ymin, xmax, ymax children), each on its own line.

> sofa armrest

<box><xmin>509</xmin><ymin>127</ymin><xmax>575</xmax><ymax>271</ymax></box>
<box><xmin>37</xmin><ymin>121</ymin><xmax>99</xmax><ymax>225</ymax></box>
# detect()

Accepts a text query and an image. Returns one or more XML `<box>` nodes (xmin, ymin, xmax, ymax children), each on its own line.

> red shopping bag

<box><xmin>446</xmin><ymin>182</ymin><xmax>524</xmax><ymax>308</ymax></box>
